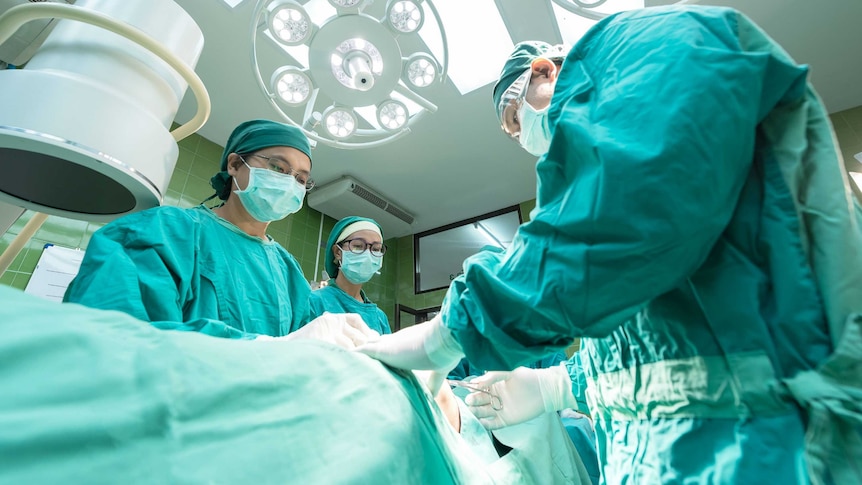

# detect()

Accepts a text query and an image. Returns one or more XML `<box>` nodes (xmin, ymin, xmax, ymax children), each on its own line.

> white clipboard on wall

<box><xmin>24</xmin><ymin>244</ymin><xmax>84</xmax><ymax>303</ymax></box>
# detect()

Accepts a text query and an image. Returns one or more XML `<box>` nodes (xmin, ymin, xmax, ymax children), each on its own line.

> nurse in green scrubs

<box><xmin>305</xmin><ymin>216</ymin><xmax>391</xmax><ymax>335</ymax></box>
<box><xmin>65</xmin><ymin>119</ymin><xmax>376</xmax><ymax>347</ymax></box>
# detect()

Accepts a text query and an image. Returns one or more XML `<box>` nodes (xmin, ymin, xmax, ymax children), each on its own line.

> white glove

<box><xmin>278</xmin><ymin>312</ymin><xmax>380</xmax><ymax>349</ymax></box>
<box><xmin>356</xmin><ymin>315</ymin><xmax>464</xmax><ymax>391</ymax></box>
<box><xmin>464</xmin><ymin>364</ymin><xmax>576</xmax><ymax>430</ymax></box>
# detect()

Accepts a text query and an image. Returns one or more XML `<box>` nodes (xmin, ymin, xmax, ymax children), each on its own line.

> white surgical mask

<box><xmin>234</xmin><ymin>161</ymin><xmax>305</xmax><ymax>222</ymax></box>
<box><xmin>339</xmin><ymin>250</ymin><xmax>382</xmax><ymax>284</ymax></box>
<box><xmin>518</xmin><ymin>101</ymin><xmax>551</xmax><ymax>157</ymax></box>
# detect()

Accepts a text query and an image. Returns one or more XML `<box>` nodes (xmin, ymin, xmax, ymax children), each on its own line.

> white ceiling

<box><xmin>173</xmin><ymin>0</ymin><xmax>862</xmax><ymax>236</ymax></box>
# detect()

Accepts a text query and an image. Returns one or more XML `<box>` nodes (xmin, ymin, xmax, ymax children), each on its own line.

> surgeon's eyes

<box><xmin>268</xmin><ymin>162</ymin><xmax>286</xmax><ymax>174</ymax></box>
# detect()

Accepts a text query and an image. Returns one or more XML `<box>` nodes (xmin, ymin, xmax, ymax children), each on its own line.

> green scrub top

<box><xmin>441</xmin><ymin>6</ymin><xmax>862</xmax><ymax>484</ymax></box>
<box><xmin>306</xmin><ymin>282</ymin><xmax>391</xmax><ymax>335</ymax></box>
<box><xmin>64</xmin><ymin>205</ymin><xmax>311</xmax><ymax>338</ymax></box>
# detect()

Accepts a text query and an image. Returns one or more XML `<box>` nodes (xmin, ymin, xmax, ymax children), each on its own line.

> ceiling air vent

<box><xmin>308</xmin><ymin>176</ymin><xmax>414</xmax><ymax>238</ymax></box>
<box><xmin>350</xmin><ymin>184</ymin><xmax>389</xmax><ymax>211</ymax></box>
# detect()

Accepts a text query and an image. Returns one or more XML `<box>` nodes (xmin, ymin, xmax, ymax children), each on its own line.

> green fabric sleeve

<box><xmin>442</xmin><ymin>8</ymin><xmax>809</xmax><ymax>370</ymax></box>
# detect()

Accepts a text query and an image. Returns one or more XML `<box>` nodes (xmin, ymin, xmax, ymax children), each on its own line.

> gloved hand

<box><xmin>464</xmin><ymin>363</ymin><xmax>576</xmax><ymax>430</ymax></box>
<box><xmin>356</xmin><ymin>315</ymin><xmax>465</xmax><ymax>392</ymax></box>
<box><xmin>274</xmin><ymin>312</ymin><xmax>380</xmax><ymax>349</ymax></box>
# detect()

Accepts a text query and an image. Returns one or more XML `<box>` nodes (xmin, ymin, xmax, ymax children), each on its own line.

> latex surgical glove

<box><xmin>464</xmin><ymin>363</ymin><xmax>576</xmax><ymax>430</ymax></box>
<box><xmin>279</xmin><ymin>312</ymin><xmax>380</xmax><ymax>350</ymax></box>
<box><xmin>356</xmin><ymin>315</ymin><xmax>464</xmax><ymax>392</ymax></box>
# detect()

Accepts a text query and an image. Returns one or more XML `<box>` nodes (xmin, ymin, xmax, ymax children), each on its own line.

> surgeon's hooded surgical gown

<box><xmin>442</xmin><ymin>6</ymin><xmax>862</xmax><ymax>484</ymax></box>
<box><xmin>64</xmin><ymin>205</ymin><xmax>310</xmax><ymax>338</ymax></box>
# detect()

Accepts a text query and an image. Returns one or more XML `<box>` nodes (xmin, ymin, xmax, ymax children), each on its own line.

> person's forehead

<box><xmin>346</xmin><ymin>229</ymin><xmax>382</xmax><ymax>242</ymax></box>
<box><xmin>260</xmin><ymin>146</ymin><xmax>311</xmax><ymax>172</ymax></box>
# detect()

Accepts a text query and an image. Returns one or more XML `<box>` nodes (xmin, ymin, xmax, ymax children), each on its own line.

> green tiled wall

<box><xmin>0</xmin><ymin>132</ymin><xmax>338</xmax><ymax>306</ymax></box>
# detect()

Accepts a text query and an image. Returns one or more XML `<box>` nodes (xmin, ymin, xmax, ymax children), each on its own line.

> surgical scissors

<box><xmin>446</xmin><ymin>379</ymin><xmax>504</xmax><ymax>411</ymax></box>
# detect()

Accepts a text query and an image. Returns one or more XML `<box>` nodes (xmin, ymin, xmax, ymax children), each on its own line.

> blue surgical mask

<box><xmin>518</xmin><ymin>102</ymin><xmax>551</xmax><ymax>157</ymax></box>
<box><xmin>339</xmin><ymin>250</ymin><xmax>382</xmax><ymax>284</ymax></box>
<box><xmin>234</xmin><ymin>161</ymin><xmax>305</xmax><ymax>222</ymax></box>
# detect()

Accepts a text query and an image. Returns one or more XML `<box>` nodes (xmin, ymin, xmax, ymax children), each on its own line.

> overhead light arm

<box><xmin>0</xmin><ymin>2</ymin><xmax>210</xmax><ymax>142</ymax></box>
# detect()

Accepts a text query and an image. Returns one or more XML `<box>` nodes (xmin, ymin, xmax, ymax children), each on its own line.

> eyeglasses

<box><xmin>246</xmin><ymin>153</ymin><xmax>315</xmax><ymax>190</ymax></box>
<box><xmin>338</xmin><ymin>238</ymin><xmax>387</xmax><ymax>257</ymax></box>
<box><xmin>446</xmin><ymin>379</ymin><xmax>503</xmax><ymax>411</ymax></box>
<box><xmin>498</xmin><ymin>68</ymin><xmax>532</xmax><ymax>141</ymax></box>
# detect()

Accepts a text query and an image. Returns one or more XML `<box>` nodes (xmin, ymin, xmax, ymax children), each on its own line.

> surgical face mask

<box><xmin>233</xmin><ymin>160</ymin><xmax>305</xmax><ymax>222</ymax></box>
<box><xmin>339</xmin><ymin>250</ymin><xmax>382</xmax><ymax>284</ymax></box>
<box><xmin>518</xmin><ymin>101</ymin><xmax>551</xmax><ymax>157</ymax></box>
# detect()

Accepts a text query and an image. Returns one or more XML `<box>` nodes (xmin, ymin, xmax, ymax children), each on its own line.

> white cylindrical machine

<box><xmin>0</xmin><ymin>0</ymin><xmax>205</xmax><ymax>221</ymax></box>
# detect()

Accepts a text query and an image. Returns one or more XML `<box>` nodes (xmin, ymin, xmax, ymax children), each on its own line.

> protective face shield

<box><xmin>233</xmin><ymin>159</ymin><xmax>305</xmax><ymax>222</ymax></box>
<box><xmin>518</xmin><ymin>101</ymin><xmax>551</xmax><ymax>156</ymax></box>
<box><xmin>339</xmin><ymin>250</ymin><xmax>382</xmax><ymax>284</ymax></box>
<box><xmin>498</xmin><ymin>68</ymin><xmax>532</xmax><ymax>139</ymax></box>
<box><xmin>498</xmin><ymin>67</ymin><xmax>552</xmax><ymax>157</ymax></box>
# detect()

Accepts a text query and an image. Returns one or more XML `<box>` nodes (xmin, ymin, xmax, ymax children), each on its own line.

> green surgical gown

<box><xmin>64</xmin><ymin>205</ymin><xmax>310</xmax><ymax>338</ymax></box>
<box><xmin>305</xmin><ymin>282</ymin><xmax>392</xmax><ymax>335</ymax></box>
<box><xmin>441</xmin><ymin>6</ymin><xmax>862</xmax><ymax>484</ymax></box>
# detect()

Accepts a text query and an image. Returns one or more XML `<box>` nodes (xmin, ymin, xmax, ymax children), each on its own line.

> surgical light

<box><xmin>252</xmin><ymin>0</ymin><xmax>448</xmax><ymax>149</ymax></box>
<box><xmin>405</xmin><ymin>52</ymin><xmax>437</xmax><ymax>88</ymax></box>
<box><xmin>272</xmin><ymin>66</ymin><xmax>312</xmax><ymax>105</ymax></box>
<box><xmin>331</xmin><ymin>38</ymin><xmax>382</xmax><ymax>92</ymax></box>
<box><xmin>328</xmin><ymin>0</ymin><xmax>364</xmax><ymax>9</ymax></box>
<box><xmin>323</xmin><ymin>106</ymin><xmax>357</xmax><ymax>139</ymax></box>
<box><xmin>387</xmin><ymin>0</ymin><xmax>423</xmax><ymax>34</ymax></box>
<box><xmin>376</xmin><ymin>100</ymin><xmax>408</xmax><ymax>131</ymax></box>
<box><xmin>268</xmin><ymin>1</ymin><xmax>311</xmax><ymax>46</ymax></box>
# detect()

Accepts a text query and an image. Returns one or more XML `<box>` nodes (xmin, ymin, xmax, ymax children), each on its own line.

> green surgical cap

<box><xmin>325</xmin><ymin>216</ymin><xmax>383</xmax><ymax>279</ymax></box>
<box><xmin>210</xmin><ymin>119</ymin><xmax>312</xmax><ymax>200</ymax></box>
<box><xmin>491</xmin><ymin>41</ymin><xmax>567</xmax><ymax>123</ymax></box>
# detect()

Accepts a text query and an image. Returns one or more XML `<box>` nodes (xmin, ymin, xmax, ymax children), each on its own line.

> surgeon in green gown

<box><xmin>359</xmin><ymin>6</ymin><xmax>862</xmax><ymax>484</ymax></box>
<box><xmin>305</xmin><ymin>216</ymin><xmax>392</xmax><ymax>336</ymax></box>
<box><xmin>65</xmin><ymin>119</ymin><xmax>372</xmax><ymax>343</ymax></box>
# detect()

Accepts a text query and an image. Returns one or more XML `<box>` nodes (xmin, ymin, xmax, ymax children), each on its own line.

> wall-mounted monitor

<box><xmin>413</xmin><ymin>205</ymin><xmax>522</xmax><ymax>294</ymax></box>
